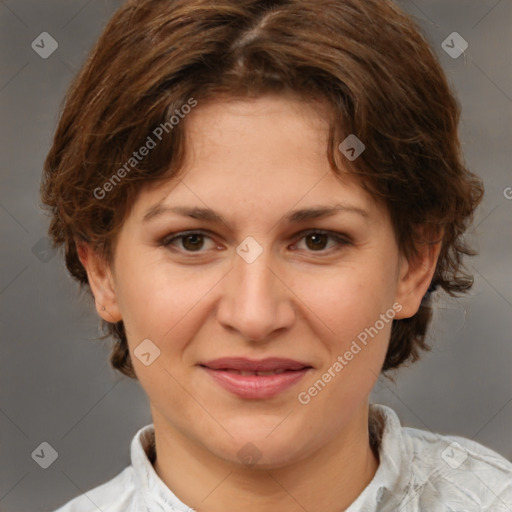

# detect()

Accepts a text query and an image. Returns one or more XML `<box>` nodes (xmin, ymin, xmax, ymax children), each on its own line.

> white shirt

<box><xmin>53</xmin><ymin>404</ymin><xmax>512</xmax><ymax>512</ymax></box>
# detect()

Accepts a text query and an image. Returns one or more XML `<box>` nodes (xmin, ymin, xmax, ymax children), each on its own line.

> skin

<box><xmin>78</xmin><ymin>94</ymin><xmax>440</xmax><ymax>512</ymax></box>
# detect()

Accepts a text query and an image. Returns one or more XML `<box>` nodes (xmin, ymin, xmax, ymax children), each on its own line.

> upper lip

<box><xmin>200</xmin><ymin>357</ymin><xmax>312</xmax><ymax>372</ymax></box>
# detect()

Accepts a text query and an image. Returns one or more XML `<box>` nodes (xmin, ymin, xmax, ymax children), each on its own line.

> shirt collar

<box><xmin>346</xmin><ymin>403</ymin><xmax>412</xmax><ymax>511</ymax></box>
<box><xmin>130</xmin><ymin>403</ymin><xmax>412</xmax><ymax>511</ymax></box>
<box><xmin>130</xmin><ymin>426</ymin><xmax>195</xmax><ymax>511</ymax></box>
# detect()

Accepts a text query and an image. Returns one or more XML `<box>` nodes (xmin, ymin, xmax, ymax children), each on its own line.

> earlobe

<box><xmin>76</xmin><ymin>242</ymin><xmax>122</xmax><ymax>323</ymax></box>
<box><xmin>394</xmin><ymin>237</ymin><xmax>442</xmax><ymax>319</ymax></box>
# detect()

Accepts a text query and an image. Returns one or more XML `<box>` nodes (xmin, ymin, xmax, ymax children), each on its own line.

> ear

<box><xmin>394</xmin><ymin>229</ymin><xmax>442</xmax><ymax>320</ymax></box>
<box><xmin>76</xmin><ymin>242</ymin><xmax>122</xmax><ymax>323</ymax></box>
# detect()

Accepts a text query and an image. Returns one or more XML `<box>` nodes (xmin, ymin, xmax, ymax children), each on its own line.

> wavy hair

<box><xmin>41</xmin><ymin>0</ymin><xmax>484</xmax><ymax>378</ymax></box>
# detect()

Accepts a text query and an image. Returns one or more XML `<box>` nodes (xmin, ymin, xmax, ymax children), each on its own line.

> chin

<box><xmin>212</xmin><ymin>430</ymin><xmax>313</xmax><ymax>470</ymax></box>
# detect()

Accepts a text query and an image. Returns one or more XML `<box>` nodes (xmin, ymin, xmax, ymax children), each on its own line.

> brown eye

<box><xmin>294</xmin><ymin>230</ymin><xmax>351</xmax><ymax>254</ymax></box>
<box><xmin>181</xmin><ymin>233</ymin><xmax>205</xmax><ymax>251</ymax></box>
<box><xmin>162</xmin><ymin>231</ymin><xmax>216</xmax><ymax>253</ymax></box>
<box><xmin>305</xmin><ymin>233</ymin><xmax>329</xmax><ymax>251</ymax></box>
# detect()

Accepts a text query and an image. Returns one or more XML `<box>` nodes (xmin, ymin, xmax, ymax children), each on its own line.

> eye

<box><xmin>161</xmin><ymin>229</ymin><xmax>351</xmax><ymax>255</ymax></box>
<box><xmin>161</xmin><ymin>230</ymin><xmax>218</xmax><ymax>253</ymax></box>
<box><xmin>292</xmin><ymin>230</ymin><xmax>351</xmax><ymax>254</ymax></box>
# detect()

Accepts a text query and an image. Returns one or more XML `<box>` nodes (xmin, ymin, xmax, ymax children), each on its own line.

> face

<box><xmin>84</xmin><ymin>94</ymin><xmax>434</xmax><ymax>468</ymax></box>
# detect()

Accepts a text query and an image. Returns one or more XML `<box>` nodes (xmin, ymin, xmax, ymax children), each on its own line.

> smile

<box><xmin>199</xmin><ymin>357</ymin><xmax>313</xmax><ymax>399</ymax></box>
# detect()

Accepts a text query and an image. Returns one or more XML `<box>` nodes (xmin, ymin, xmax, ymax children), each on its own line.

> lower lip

<box><xmin>201</xmin><ymin>367</ymin><xmax>311</xmax><ymax>399</ymax></box>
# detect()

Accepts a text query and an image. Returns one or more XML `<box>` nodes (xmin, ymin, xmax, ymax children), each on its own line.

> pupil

<box><xmin>184</xmin><ymin>234</ymin><xmax>203</xmax><ymax>251</ymax></box>
<box><xmin>181</xmin><ymin>234</ymin><xmax>327</xmax><ymax>252</ymax></box>
<box><xmin>307</xmin><ymin>233</ymin><xmax>327</xmax><ymax>250</ymax></box>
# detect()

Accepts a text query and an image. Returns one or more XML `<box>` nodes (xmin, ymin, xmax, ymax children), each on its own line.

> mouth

<box><xmin>211</xmin><ymin>368</ymin><xmax>294</xmax><ymax>376</ymax></box>
<box><xmin>198</xmin><ymin>357</ymin><xmax>313</xmax><ymax>399</ymax></box>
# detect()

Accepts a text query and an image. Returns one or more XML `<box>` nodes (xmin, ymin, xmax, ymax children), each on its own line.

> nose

<box><xmin>216</xmin><ymin>240</ymin><xmax>296</xmax><ymax>342</ymax></box>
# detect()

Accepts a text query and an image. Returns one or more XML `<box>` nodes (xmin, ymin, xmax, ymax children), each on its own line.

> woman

<box><xmin>41</xmin><ymin>0</ymin><xmax>512</xmax><ymax>510</ymax></box>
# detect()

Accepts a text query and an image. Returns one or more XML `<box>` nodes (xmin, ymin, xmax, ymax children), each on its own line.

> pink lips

<box><xmin>199</xmin><ymin>357</ymin><xmax>312</xmax><ymax>399</ymax></box>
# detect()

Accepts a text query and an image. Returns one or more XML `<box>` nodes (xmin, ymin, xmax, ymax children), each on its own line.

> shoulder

<box><xmin>52</xmin><ymin>466</ymin><xmax>135</xmax><ymax>512</ymax></box>
<box><xmin>401</xmin><ymin>424</ymin><xmax>512</xmax><ymax>511</ymax></box>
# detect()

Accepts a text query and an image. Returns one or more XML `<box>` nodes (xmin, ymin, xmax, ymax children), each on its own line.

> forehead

<box><xmin>185</xmin><ymin>93</ymin><xmax>332</xmax><ymax>156</ymax></box>
<box><xmin>128</xmin><ymin>95</ymin><xmax>384</xmax><ymax>228</ymax></box>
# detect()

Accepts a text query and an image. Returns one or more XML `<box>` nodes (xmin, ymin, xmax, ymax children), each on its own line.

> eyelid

<box><xmin>161</xmin><ymin>228</ymin><xmax>352</xmax><ymax>255</ymax></box>
<box><xmin>292</xmin><ymin>228</ymin><xmax>352</xmax><ymax>244</ymax></box>
<box><xmin>160</xmin><ymin>229</ymin><xmax>219</xmax><ymax>248</ymax></box>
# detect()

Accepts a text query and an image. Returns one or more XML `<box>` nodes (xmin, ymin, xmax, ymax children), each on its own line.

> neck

<box><xmin>151</xmin><ymin>403</ymin><xmax>379</xmax><ymax>512</ymax></box>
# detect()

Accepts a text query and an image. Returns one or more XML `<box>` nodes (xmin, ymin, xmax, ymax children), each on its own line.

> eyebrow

<box><xmin>142</xmin><ymin>202</ymin><xmax>369</xmax><ymax>227</ymax></box>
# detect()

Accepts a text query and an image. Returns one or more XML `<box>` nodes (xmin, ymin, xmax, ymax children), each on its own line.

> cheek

<box><xmin>292</xmin><ymin>259</ymin><xmax>396</xmax><ymax>402</ymax></box>
<box><xmin>115</xmin><ymin>252</ymin><xmax>219</xmax><ymax>350</ymax></box>
<box><xmin>296</xmin><ymin>260</ymin><xmax>397</xmax><ymax>340</ymax></box>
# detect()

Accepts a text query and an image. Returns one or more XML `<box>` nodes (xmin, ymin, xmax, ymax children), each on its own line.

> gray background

<box><xmin>0</xmin><ymin>1</ymin><xmax>511</xmax><ymax>511</ymax></box>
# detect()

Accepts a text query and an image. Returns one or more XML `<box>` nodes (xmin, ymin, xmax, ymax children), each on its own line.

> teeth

<box><xmin>258</xmin><ymin>369</ymin><xmax>288</xmax><ymax>375</ymax></box>
<box><xmin>224</xmin><ymin>369</ymin><xmax>290</xmax><ymax>376</ymax></box>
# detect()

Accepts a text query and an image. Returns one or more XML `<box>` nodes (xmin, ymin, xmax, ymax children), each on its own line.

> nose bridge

<box><xmin>217</xmin><ymin>235</ymin><xmax>294</xmax><ymax>340</ymax></box>
<box><xmin>234</xmin><ymin>235</ymin><xmax>280</xmax><ymax>312</ymax></box>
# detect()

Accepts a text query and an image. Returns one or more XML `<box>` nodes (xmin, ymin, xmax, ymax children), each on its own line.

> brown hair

<box><xmin>40</xmin><ymin>0</ymin><xmax>483</xmax><ymax>379</ymax></box>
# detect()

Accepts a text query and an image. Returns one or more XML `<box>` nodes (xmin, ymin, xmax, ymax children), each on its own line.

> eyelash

<box><xmin>160</xmin><ymin>229</ymin><xmax>352</xmax><ymax>256</ymax></box>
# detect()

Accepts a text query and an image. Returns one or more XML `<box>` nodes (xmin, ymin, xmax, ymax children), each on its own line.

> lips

<box><xmin>199</xmin><ymin>357</ymin><xmax>313</xmax><ymax>399</ymax></box>
<box><xmin>200</xmin><ymin>357</ymin><xmax>311</xmax><ymax>372</ymax></box>
<box><xmin>219</xmin><ymin>368</ymin><xmax>289</xmax><ymax>376</ymax></box>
